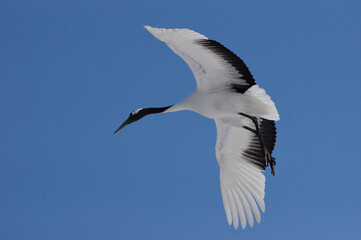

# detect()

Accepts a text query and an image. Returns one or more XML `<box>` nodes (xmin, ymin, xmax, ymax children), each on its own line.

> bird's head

<box><xmin>113</xmin><ymin>108</ymin><xmax>146</xmax><ymax>134</ymax></box>
<box><xmin>113</xmin><ymin>106</ymin><xmax>172</xmax><ymax>135</ymax></box>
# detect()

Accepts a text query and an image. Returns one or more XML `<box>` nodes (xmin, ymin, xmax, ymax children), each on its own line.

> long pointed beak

<box><xmin>113</xmin><ymin>119</ymin><xmax>131</xmax><ymax>135</ymax></box>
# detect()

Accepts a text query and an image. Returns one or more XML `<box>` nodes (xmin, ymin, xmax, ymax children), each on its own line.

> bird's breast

<box><xmin>176</xmin><ymin>91</ymin><xmax>237</xmax><ymax>119</ymax></box>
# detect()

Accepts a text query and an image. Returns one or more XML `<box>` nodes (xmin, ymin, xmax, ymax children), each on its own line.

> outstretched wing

<box><xmin>144</xmin><ymin>26</ymin><xmax>255</xmax><ymax>93</ymax></box>
<box><xmin>215</xmin><ymin>118</ymin><xmax>276</xmax><ymax>229</ymax></box>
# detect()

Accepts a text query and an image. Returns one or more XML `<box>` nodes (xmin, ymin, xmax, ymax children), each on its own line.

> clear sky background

<box><xmin>1</xmin><ymin>1</ymin><xmax>360</xmax><ymax>239</ymax></box>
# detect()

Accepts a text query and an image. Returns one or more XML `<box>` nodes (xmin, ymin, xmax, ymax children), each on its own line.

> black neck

<box><xmin>137</xmin><ymin>105</ymin><xmax>173</xmax><ymax>119</ymax></box>
<box><xmin>142</xmin><ymin>105</ymin><xmax>172</xmax><ymax>115</ymax></box>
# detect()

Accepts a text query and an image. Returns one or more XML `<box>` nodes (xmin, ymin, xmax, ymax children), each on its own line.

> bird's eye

<box><xmin>131</xmin><ymin>108</ymin><xmax>142</xmax><ymax>115</ymax></box>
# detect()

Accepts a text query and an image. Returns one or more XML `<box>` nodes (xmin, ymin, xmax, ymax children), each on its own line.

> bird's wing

<box><xmin>214</xmin><ymin>117</ymin><xmax>276</xmax><ymax>229</ymax></box>
<box><xmin>145</xmin><ymin>26</ymin><xmax>255</xmax><ymax>93</ymax></box>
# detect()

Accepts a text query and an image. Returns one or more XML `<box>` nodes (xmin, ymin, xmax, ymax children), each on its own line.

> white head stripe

<box><xmin>131</xmin><ymin>108</ymin><xmax>143</xmax><ymax>115</ymax></box>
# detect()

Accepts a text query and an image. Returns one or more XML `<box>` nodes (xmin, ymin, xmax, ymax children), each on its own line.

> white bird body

<box><xmin>167</xmin><ymin>85</ymin><xmax>279</xmax><ymax>123</ymax></box>
<box><xmin>115</xmin><ymin>26</ymin><xmax>280</xmax><ymax>230</ymax></box>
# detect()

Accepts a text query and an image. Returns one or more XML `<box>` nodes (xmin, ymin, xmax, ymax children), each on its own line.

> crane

<box><xmin>114</xmin><ymin>26</ymin><xmax>280</xmax><ymax>229</ymax></box>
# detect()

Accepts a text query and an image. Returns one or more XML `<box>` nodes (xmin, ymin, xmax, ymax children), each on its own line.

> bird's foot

<box><xmin>265</xmin><ymin>150</ymin><xmax>276</xmax><ymax>176</ymax></box>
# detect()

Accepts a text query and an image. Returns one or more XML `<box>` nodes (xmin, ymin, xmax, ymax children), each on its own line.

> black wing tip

<box><xmin>242</xmin><ymin>118</ymin><xmax>277</xmax><ymax>170</ymax></box>
<box><xmin>259</xmin><ymin>118</ymin><xmax>277</xmax><ymax>155</ymax></box>
<box><xmin>195</xmin><ymin>39</ymin><xmax>256</xmax><ymax>93</ymax></box>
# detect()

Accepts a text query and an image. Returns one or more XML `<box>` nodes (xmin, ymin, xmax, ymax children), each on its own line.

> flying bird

<box><xmin>114</xmin><ymin>26</ymin><xmax>280</xmax><ymax>229</ymax></box>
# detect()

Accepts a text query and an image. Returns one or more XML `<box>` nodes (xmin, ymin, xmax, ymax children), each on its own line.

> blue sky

<box><xmin>1</xmin><ymin>0</ymin><xmax>360</xmax><ymax>239</ymax></box>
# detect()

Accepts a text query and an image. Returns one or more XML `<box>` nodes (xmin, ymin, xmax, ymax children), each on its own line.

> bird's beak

<box><xmin>113</xmin><ymin>118</ymin><xmax>131</xmax><ymax>134</ymax></box>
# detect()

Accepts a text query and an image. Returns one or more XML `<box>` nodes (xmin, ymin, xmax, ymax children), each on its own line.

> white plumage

<box><xmin>115</xmin><ymin>26</ymin><xmax>280</xmax><ymax>230</ymax></box>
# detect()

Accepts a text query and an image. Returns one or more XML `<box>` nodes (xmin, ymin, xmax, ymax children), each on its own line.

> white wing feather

<box><xmin>144</xmin><ymin>26</ymin><xmax>250</xmax><ymax>91</ymax></box>
<box><xmin>215</xmin><ymin>119</ymin><xmax>266</xmax><ymax>229</ymax></box>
